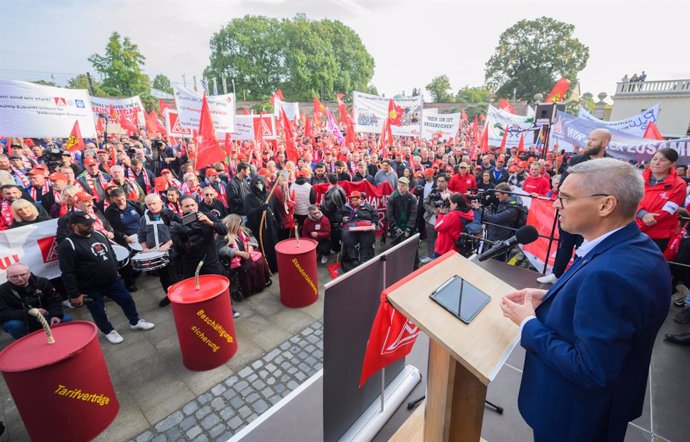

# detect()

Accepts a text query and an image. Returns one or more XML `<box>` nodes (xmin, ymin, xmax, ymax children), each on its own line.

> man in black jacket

<box><xmin>57</xmin><ymin>211</ymin><xmax>155</xmax><ymax>344</ymax></box>
<box><xmin>320</xmin><ymin>174</ymin><xmax>346</xmax><ymax>254</ymax></box>
<box><xmin>386</xmin><ymin>177</ymin><xmax>418</xmax><ymax>244</ymax></box>
<box><xmin>171</xmin><ymin>196</ymin><xmax>228</xmax><ymax>278</ymax></box>
<box><xmin>227</xmin><ymin>162</ymin><xmax>250</xmax><ymax>216</ymax></box>
<box><xmin>338</xmin><ymin>191</ymin><xmax>378</xmax><ymax>271</ymax></box>
<box><xmin>0</xmin><ymin>263</ymin><xmax>71</xmax><ymax>339</ymax></box>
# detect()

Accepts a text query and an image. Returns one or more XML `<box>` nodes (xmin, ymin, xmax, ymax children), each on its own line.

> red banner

<box><xmin>313</xmin><ymin>180</ymin><xmax>394</xmax><ymax>236</ymax></box>
<box><xmin>520</xmin><ymin>199</ymin><xmax>559</xmax><ymax>271</ymax></box>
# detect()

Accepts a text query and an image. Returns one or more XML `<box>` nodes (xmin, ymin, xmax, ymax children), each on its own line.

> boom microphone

<box><xmin>477</xmin><ymin>225</ymin><xmax>539</xmax><ymax>262</ymax></box>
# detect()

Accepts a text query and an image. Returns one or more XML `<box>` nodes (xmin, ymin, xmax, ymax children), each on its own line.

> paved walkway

<box><xmin>0</xmin><ymin>260</ymin><xmax>335</xmax><ymax>441</ymax></box>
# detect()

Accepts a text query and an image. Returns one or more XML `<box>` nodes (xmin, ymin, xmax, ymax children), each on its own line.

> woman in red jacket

<box><xmin>433</xmin><ymin>194</ymin><xmax>474</xmax><ymax>257</ymax></box>
<box><xmin>636</xmin><ymin>148</ymin><xmax>687</xmax><ymax>252</ymax></box>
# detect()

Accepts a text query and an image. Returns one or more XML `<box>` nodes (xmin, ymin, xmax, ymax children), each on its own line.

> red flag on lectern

<box><xmin>195</xmin><ymin>94</ymin><xmax>225</xmax><ymax>170</ymax></box>
<box><xmin>360</xmin><ymin>291</ymin><xmax>419</xmax><ymax>388</ymax></box>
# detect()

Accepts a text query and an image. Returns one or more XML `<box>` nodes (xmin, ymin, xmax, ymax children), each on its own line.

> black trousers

<box><xmin>552</xmin><ymin>222</ymin><xmax>583</xmax><ymax>277</ymax></box>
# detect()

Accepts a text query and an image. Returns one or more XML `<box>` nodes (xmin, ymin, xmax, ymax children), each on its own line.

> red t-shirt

<box><xmin>448</xmin><ymin>173</ymin><xmax>477</xmax><ymax>195</ymax></box>
<box><xmin>522</xmin><ymin>176</ymin><xmax>550</xmax><ymax>196</ymax></box>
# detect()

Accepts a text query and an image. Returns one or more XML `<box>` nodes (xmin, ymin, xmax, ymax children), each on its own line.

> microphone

<box><xmin>477</xmin><ymin>225</ymin><xmax>539</xmax><ymax>262</ymax></box>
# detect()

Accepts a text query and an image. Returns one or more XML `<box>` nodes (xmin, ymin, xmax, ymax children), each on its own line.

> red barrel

<box><xmin>168</xmin><ymin>274</ymin><xmax>238</xmax><ymax>371</ymax></box>
<box><xmin>275</xmin><ymin>238</ymin><xmax>319</xmax><ymax>308</ymax></box>
<box><xmin>0</xmin><ymin>321</ymin><xmax>119</xmax><ymax>441</ymax></box>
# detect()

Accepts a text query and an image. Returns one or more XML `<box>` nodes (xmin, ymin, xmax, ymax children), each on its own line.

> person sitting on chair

<box><xmin>301</xmin><ymin>204</ymin><xmax>332</xmax><ymax>264</ymax></box>
<box><xmin>338</xmin><ymin>191</ymin><xmax>377</xmax><ymax>272</ymax></box>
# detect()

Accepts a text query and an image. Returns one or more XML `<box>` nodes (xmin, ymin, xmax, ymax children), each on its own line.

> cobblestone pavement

<box><xmin>132</xmin><ymin>320</ymin><xmax>323</xmax><ymax>442</ymax></box>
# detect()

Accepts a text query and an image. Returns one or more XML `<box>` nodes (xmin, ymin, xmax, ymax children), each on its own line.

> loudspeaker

<box><xmin>535</xmin><ymin>103</ymin><xmax>565</xmax><ymax>125</ymax></box>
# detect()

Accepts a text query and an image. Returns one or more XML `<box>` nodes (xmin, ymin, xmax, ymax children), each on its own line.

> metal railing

<box><xmin>615</xmin><ymin>79</ymin><xmax>690</xmax><ymax>96</ymax></box>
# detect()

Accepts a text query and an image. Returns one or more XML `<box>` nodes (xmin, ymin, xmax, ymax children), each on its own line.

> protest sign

<box><xmin>0</xmin><ymin>219</ymin><xmax>61</xmax><ymax>284</ymax></box>
<box><xmin>90</xmin><ymin>96</ymin><xmax>146</xmax><ymax>126</ymax></box>
<box><xmin>234</xmin><ymin>115</ymin><xmax>276</xmax><ymax>141</ymax></box>
<box><xmin>421</xmin><ymin>112</ymin><xmax>460</xmax><ymax>140</ymax></box>
<box><xmin>172</xmin><ymin>84</ymin><xmax>235</xmax><ymax>134</ymax></box>
<box><xmin>273</xmin><ymin>98</ymin><xmax>299</xmax><ymax>122</ymax></box>
<box><xmin>353</xmin><ymin>91</ymin><xmax>423</xmax><ymax>137</ymax></box>
<box><xmin>486</xmin><ymin>105</ymin><xmax>535</xmax><ymax>148</ymax></box>
<box><xmin>0</xmin><ymin>80</ymin><xmax>96</xmax><ymax>137</ymax></box>
<box><xmin>164</xmin><ymin>108</ymin><xmax>192</xmax><ymax>138</ymax></box>
<box><xmin>577</xmin><ymin>104</ymin><xmax>660</xmax><ymax>137</ymax></box>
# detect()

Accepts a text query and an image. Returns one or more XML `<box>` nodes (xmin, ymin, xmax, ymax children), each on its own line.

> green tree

<box><xmin>152</xmin><ymin>74</ymin><xmax>173</xmax><ymax>94</ymax></box>
<box><xmin>66</xmin><ymin>74</ymin><xmax>106</xmax><ymax>96</ymax></box>
<box><xmin>455</xmin><ymin>86</ymin><xmax>492</xmax><ymax>118</ymax></box>
<box><xmin>485</xmin><ymin>17</ymin><xmax>589</xmax><ymax>101</ymax></box>
<box><xmin>204</xmin><ymin>15</ymin><xmax>374</xmax><ymax>101</ymax></box>
<box><xmin>426</xmin><ymin>75</ymin><xmax>453</xmax><ymax>102</ymax></box>
<box><xmin>88</xmin><ymin>32</ymin><xmax>154</xmax><ymax>109</ymax></box>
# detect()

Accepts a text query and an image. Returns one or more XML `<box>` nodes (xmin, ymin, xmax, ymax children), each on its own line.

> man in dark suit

<box><xmin>501</xmin><ymin>158</ymin><xmax>671</xmax><ymax>441</ymax></box>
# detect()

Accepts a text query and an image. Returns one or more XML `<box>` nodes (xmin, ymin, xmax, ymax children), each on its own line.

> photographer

<box><xmin>471</xmin><ymin>182</ymin><xmax>523</xmax><ymax>261</ymax></box>
<box><xmin>151</xmin><ymin>139</ymin><xmax>177</xmax><ymax>176</ymax></box>
<box><xmin>170</xmin><ymin>196</ymin><xmax>228</xmax><ymax>279</ymax></box>
<box><xmin>387</xmin><ymin>176</ymin><xmax>417</xmax><ymax>244</ymax></box>
<box><xmin>432</xmin><ymin>193</ymin><xmax>474</xmax><ymax>257</ymax></box>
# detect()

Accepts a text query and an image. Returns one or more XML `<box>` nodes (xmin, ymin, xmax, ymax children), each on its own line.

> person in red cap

<box><xmin>201</xmin><ymin>167</ymin><xmax>229</xmax><ymax>209</ymax></box>
<box><xmin>26</xmin><ymin>167</ymin><xmax>52</xmax><ymax>212</ymax></box>
<box><xmin>77</xmin><ymin>157</ymin><xmax>111</xmax><ymax>202</ymax></box>
<box><xmin>508</xmin><ymin>161</ymin><xmax>528</xmax><ymax>188</ymax></box>
<box><xmin>337</xmin><ymin>190</ymin><xmax>377</xmax><ymax>271</ymax></box>
<box><xmin>43</xmin><ymin>172</ymin><xmax>69</xmax><ymax>217</ymax></box>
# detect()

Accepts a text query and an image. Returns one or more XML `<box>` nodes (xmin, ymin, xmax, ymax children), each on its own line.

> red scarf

<box><xmin>167</xmin><ymin>201</ymin><xmax>182</xmax><ymax>215</ymax></box>
<box><xmin>128</xmin><ymin>168</ymin><xmax>151</xmax><ymax>193</ymax></box>
<box><xmin>0</xmin><ymin>200</ymin><xmax>12</xmax><ymax>230</ymax></box>
<box><xmin>29</xmin><ymin>181</ymin><xmax>51</xmax><ymax>201</ymax></box>
<box><xmin>11</xmin><ymin>166</ymin><xmax>30</xmax><ymax>188</ymax></box>
<box><xmin>83</xmin><ymin>172</ymin><xmax>109</xmax><ymax>202</ymax></box>
<box><xmin>86</xmin><ymin>211</ymin><xmax>106</xmax><ymax>234</ymax></box>
<box><xmin>181</xmin><ymin>184</ymin><xmax>204</xmax><ymax>199</ymax></box>
<box><xmin>207</xmin><ymin>179</ymin><xmax>228</xmax><ymax>208</ymax></box>
<box><xmin>59</xmin><ymin>203</ymin><xmax>69</xmax><ymax>217</ymax></box>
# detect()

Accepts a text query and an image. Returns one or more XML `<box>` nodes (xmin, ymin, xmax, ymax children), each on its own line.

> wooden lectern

<box><xmin>387</xmin><ymin>252</ymin><xmax>520</xmax><ymax>441</ymax></box>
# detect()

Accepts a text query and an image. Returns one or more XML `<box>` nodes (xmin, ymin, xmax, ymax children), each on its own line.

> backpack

<box><xmin>514</xmin><ymin>202</ymin><xmax>529</xmax><ymax>228</ymax></box>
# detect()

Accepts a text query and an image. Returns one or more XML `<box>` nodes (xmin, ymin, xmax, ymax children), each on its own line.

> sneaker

<box><xmin>420</xmin><ymin>256</ymin><xmax>433</xmax><ymax>264</ymax></box>
<box><xmin>104</xmin><ymin>330</ymin><xmax>124</xmax><ymax>344</ymax></box>
<box><xmin>158</xmin><ymin>297</ymin><xmax>171</xmax><ymax>307</ymax></box>
<box><xmin>130</xmin><ymin>319</ymin><xmax>155</xmax><ymax>331</ymax></box>
<box><xmin>674</xmin><ymin>307</ymin><xmax>690</xmax><ymax>325</ymax></box>
<box><xmin>233</xmin><ymin>309</ymin><xmax>240</xmax><ymax>319</ymax></box>
<box><xmin>321</xmin><ymin>255</ymin><xmax>329</xmax><ymax>264</ymax></box>
<box><xmin>537</xmin><ymin>273</ymin><xmax>558</xmax><ymax>284</ymax></box>
<box><xmin>61</xmin><ymin>299</ymin><xmax>76</xmax><ymax>309</ymax></box>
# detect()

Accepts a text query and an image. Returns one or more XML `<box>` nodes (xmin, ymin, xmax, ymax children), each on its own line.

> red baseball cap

<box><xmin>73</xmin><ymin>191</ymin><xmax>95</xmax><ymax>202</ymax></box>
<box><xmin>161</xmin><ymin>168</ymin><xmax>172</xmax><ymax>174</ymax></box>
<box><xmin>424</xmin><ymin>168</ymin><xmax>435</xmax><ymax>176</ymax></box>
<box><xmin>519</xmin><ymin>161</ymin><xmax>528</xmax><ymax>168</ymax></box>
<box><xmin>48</xmin><ymin>172</ymin><xmax>68</xmax><ymax>182</ymax></box>
<box><xmin>205</xmin><ymin>168</ymin><xmax>218</xmax><ymax>177</ymax></box>
<box><xmin>299</xmin><ymin>168</ymin><xmax>310</xmax><ymax>178</ymax></box>
<box><xmin>348</xmin><ymin>191</ymin><xmax>362</xmax><ymax>199</ymax></box>
<box><xmin>27</xmin><ymin>168</ymin><xmax>45</xmax><ymax>175</ymax></box>
<box><xmin>84</xmin><ymin>158</ymin><xmax>98</xmax><ymax>166</ymax></box>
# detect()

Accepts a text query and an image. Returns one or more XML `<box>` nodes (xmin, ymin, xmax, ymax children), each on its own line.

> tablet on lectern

<box><xmin>429</xmin><ymin>275</ymin><xmax>490</xmax><ymax>324</ymax></box>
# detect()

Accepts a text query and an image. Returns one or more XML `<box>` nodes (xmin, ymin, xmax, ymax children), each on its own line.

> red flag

<box><xmin>516</xmin><ymin>131</ymin><xmax>525</xmax><ymax>157</ymax></box>
<box><xmin>499</xmin><ymin>98</ymin><xmax>515</xmax><ymax>114</ymax></box>
<box><xmin>305</xmin><ymin>117</ymin><xmax>313</xmax><ymax>140</ymax></box>
<box><xmin>280</xmin><ymin>108</ymin><xmax>299</xmax><ymax>163</ymax></box>
<box><xmin>313</xmin><ymin>97</ymin><xmax>325</xmax><ymax>125</ymax></box>
<box><xmin>478</xmin><ymin>124</ymin><xmax>489</xmax><ymax>154</ymax></box>
<box><xmin>96</xmin><ymin>117</ymin><xmax>105</xmax><ymax>133</ymax></box>
<box><xmin>643</xmin><ymin>121</ymin><xmax>664</xmax><ymax>140</ymax></box>
<box><xmin>479</xmin><ymin>113</ymin><xmax>485</xmax><ymax>123</ymax></box>
<box><xmin>498</xmin><ymin>125</ymin><xmax>509</xmax><ymax>154</ymax></box>
<box><xmin>469</xmin><ymin>115</ymin><xmax>478</xmax><ymax>137</ymax></box>
<box><xmin>270</xmin><ymin>89</ymin><xmax>285</xmax><ymax>105</ymax></box>
<box><xmin>545</xmin><ymin>77</ymin><xmax>571</xmax><ymax>103</ymax></box>
<box><xmin>243</xmin><ymin>107</ymin><xmax>250</xmax><ymax>116</ymax></box>
<box><xmin>158</xmin><ymin>99</ymin><xmax>172</xmax><ymax>116</ymax></box>
<box><xmin>345</xmin><ymin>121</ymin><xmax>356</xmax><ymax>145</ymax></box>
<box><xmin>387</xmin><ymin>99</ymin><xmax>404</xmax><ymax>126</ymax></box>
<box><xmin>145</xmin><ymin>111</ymin><xmax>158</xmax><ymax>135</ymax></box>
<box><xmin>64</xmin><ymin>120</ymin><xmax>85</xmax><ymax>152</ymax></box>
<box><xmin>461</xmin><ymin>109</ymin><xmax>468</xmax><ymax>123</ymax></box>
<box><xmin>337</xmin><ymin>94</ymin><xmax>351</xmax><ymax>125</ymax></box>
<box><xmin>108</xmin><ymin>104</ymin><xmax>118</xmax><ymax>121</ymax></box>
<box><xmin>359</xmin><ymin>290</ymin><xmax>420</xmax><ymax>387</ymax></box>
<box><xmin>195</xmin><ymin>94</ymin><xmax>225</xmax><ymax>170</ymax></box>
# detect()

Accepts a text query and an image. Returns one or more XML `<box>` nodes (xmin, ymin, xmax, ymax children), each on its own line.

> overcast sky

<box><xmin>2</xmin><ymin>0</ymin><xmax>689</xmax><ymax>103</ymax></box>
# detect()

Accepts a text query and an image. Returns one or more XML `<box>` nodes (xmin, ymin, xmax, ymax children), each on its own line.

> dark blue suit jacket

<box><xmin>518</xmin><ymin>222</ymin><xmax>670</xmax><ymax>441</ymax></box>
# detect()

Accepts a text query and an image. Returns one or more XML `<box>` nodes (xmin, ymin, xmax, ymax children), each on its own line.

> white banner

<box><xmin>164</xmin><ymin>109</ymin><xmax>193</xmax><ymax>139</ymax></box>
<box><xmin>353</xmin><ymin>91</ymin><xmax>423</xmax><ymax>137</ymax></box>
<box><xmin>577</xmin><ymin>104</ymin><xmax>660</xmax><ymax>137</ymax></box>
<box><xmin>172</xmin><ymin>84</ymin><xmax>235</xmax><ymax>134</ymax></box>
<box><xmin>233</xmin><ymin>115</ymin><xmax>277</xmax><ymax>140</ymax></box>
<box><xmin>0</xmin><ymin>219</ymin><xmax>61</xmax><ymax>284</ymax></box>
<box><xmin>0</xmin><ymin>80</ymin><xmax>97</xmax><ymax>138</ymax></box>
<box><xmin>421</xmin><ymin>112</ymin><xmax>460</xmax><ymax>140</ymax></box>
<box><xmin>90</xmin><ymin>96</ymin><xmax>146</xmax><ymax>126</ymax></box>
<box><xmin>486</xmin><ymin>105</ymin><xmax>536</xmax><ymax>148</ymax></box>
<box><xmin>273</xmin><ymin>98</ymin><xmax>299</xmax><ymax>122</ymax></box>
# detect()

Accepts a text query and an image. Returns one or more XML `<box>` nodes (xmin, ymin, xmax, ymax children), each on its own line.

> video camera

<box><xmin>42</xmin><ymin>143</ymin><xmax>65</xmax><ymax>172</ymax></box>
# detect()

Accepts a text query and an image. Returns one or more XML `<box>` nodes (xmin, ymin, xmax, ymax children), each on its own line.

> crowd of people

<box><xmin>0</xmin><ymin>119</ymin><xmax>689</xmax><ymax>348</ymax></box>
